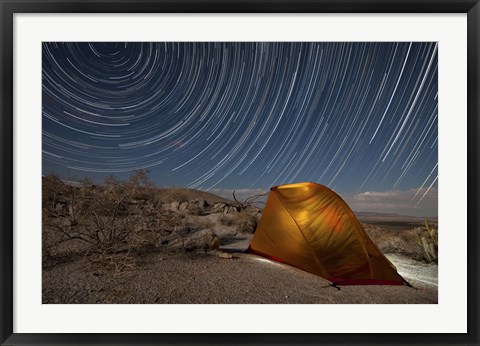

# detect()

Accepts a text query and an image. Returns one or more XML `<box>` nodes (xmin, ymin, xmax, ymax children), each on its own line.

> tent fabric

<box><xmin>247</xmin><ymin>182</ymin><xmax>406</xmax><ymax>285</ymax></box>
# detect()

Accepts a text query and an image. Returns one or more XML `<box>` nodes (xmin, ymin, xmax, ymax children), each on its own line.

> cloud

<box><xmin>343</xmin><ymin>187</ymin><xmax>438</xmax><ymax>217</ymax></box>
<box><xmin>353</xmin><ymin>190</ymin><xmax>403</xmax><ymax>201</ymax></box>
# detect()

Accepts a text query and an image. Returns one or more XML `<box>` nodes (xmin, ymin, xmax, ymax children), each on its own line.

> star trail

<box><xmin>42</xmin><ymin>42</ymin><xmax>438</xmax><ymax>215</ymax></box>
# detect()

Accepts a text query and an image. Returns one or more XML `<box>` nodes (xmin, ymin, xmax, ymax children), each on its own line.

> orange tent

<box><xmin>247</xmin><ymin>182</ymin><xmax>406</xmax><ymax>286</ymax></box>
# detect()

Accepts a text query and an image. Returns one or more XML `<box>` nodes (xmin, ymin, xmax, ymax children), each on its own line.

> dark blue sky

<box><xmin>42</xmin><ymin>42</ymin><xmax>438</xmax><ymax>216</ymax></box>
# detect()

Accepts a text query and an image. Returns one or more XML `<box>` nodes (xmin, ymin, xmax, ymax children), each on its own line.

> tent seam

<box><xmin>272</xmin><ymin>189</ymin><xmax>330</xmax><ymax>278</ymax></box>
<box><xmin>317</xmin><ymin>185</ymin><xmax>375</xmax><ymax>279</ymax></box>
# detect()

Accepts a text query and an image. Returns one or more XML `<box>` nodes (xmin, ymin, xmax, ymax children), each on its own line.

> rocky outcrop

<box><xmin>43</xmin><ymin>175</ymin><xmax>262</xmax><ymax>264</ymax></box>
<box><xmin>163</xmin><ymin>199</ymin><xmax>261</xmax><ymax>216</ymax></box>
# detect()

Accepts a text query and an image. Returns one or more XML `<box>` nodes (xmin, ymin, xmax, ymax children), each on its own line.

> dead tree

<box><xmin>232</xmin><ymin>190</ymin><xmax>268</xmax><ymax>210</ymax></box>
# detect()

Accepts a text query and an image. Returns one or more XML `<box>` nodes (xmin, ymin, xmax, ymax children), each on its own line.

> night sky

<box><xmin>42</xmin><ymin>42</ymin><xmax>438</xmax><ymax>216</ymax></box>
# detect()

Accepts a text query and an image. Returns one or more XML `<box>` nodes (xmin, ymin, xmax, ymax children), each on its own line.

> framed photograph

<box><xmin>1</xmin><ymin>1</ymin><xmax>478</xmax><ymax>345</ymax></box>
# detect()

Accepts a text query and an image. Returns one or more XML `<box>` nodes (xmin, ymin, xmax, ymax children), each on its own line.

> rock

<box><xmin>213</xmin><ymin>202</ymin><xmax>226</xmax><ymax>210</ymax></box>
<box><xmin>194</xmin><ymin>198</ymin><xmax>208</xmax><ymax>208</ymax></box>
<box><xmin>217</xmin><ymin>252</ymin><xmax>233</xmax><ymax>259</ymax></box>
<box><xmin>212</xmin><ymin>202</ymin><xmax>239</xmax><ymax>214</ymax></box>
<box><xmin>169</xmin><ymin>229</ymin><xmax>220</xmax><ymax>252</ymax></box>
<box><xmin>224</xmin><ymin>205</ymin><xmax>239</xmax><ymax>214</ymax></box>
<box><xmin>177</xmin><ymin>199</ymin><xmax>210</xmax><ymax>215</ymax></box>
<box><xmin>169</xmin><ymin>201</ymin><xmax>180</xmax><ymax>211</ymax></box>
<box><xmin>186</xmin><ymin>199</ymin><xmax>209</xmax><ymax>215</ymax></box>
<box><xmin>234</xmin><ymin>212</ymin><xmax>259</xmax><ymax>233</ymax></box>
<box><xmin>178</xmin><ymin>202</ymin><xmax>189</xmax><ymax>211</ymax></box>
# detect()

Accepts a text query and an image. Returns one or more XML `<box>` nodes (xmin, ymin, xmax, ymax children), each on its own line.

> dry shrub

<box><xmin>162</xmin><ymin>191</ymin><xmax>190</xmax><ymax>204</ymax></box>
<box><xmin>363</xmin><ymin>222</ymin><xmax>438</xmax><ymax>262</ymax></box>
<box><xmin>231</xmin><ymin>211</ymin><xmax>259</xmax><ymax>233</ymax></box>
<box><xmin>42</xmin><ymin>170</ymin><xmax>160</xmax><ymax>271</ymax></box>
<box><xmin>184</xmin><ymin>204</ymin><xmax>203</xmax><ymax>216</ymax></box>
<box><xmin>416</xmin><ymin>220</ymin><xmax>438</xmax><ymax>263</ymax></box>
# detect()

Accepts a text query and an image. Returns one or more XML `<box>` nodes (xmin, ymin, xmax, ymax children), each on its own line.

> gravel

<box><xmin>43</xmin><ymin>236</ymin><xmax>437</xmax><ymax>304</ymax></box>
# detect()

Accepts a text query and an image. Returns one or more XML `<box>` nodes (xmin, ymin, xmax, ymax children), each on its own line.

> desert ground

<box><xmin>42</xmin><ymin>174</ymin><xmax>438</xmax><ymax>304</ymax></box>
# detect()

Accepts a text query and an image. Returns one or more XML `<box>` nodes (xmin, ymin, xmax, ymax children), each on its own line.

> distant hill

<box><xmin>354</xmin><ymin>211</ymin><xmax>437</xmax><ymax>222</ymax></box>
<box><xmin>46</xmin><ymin>176</ymin><xmax>232</xmax><ymax>204</ymax></box>
<box><xmin>354</xmin><ymin>211</ymin><xmax>437</xmax><ymax>232</ymax></box>
<box><xmin>354</xmin><ymin>211</ymin><xmax>402</xmax><ymax>218</ymax></box>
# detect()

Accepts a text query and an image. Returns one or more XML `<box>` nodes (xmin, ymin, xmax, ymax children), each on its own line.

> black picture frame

<box><xmin>1</xmin><ymin>1</ymin><xmax>478</xmax><ymax>345</ymax></box>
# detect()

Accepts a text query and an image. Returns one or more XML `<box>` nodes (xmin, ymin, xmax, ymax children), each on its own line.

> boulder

<box><xmin>234</xmin><ymin>212</ymin><xmax>259</xmax><ymax>233</ymax></box>
<box><xmin>169</xmin><ymin>229</ymin><xmax>220</xmax><ymax>252</ymax></box>
<box><xmin>178</xmin><ymin>202</ymin><xmax>189</xmax><ymax>212</ymax></box>
<box><xmin>169</xmin><ymin>201</ymin><xmax>180</xmax><ymax>211</ymax></box>
<box><xmin>223</xmin><ymin>205</ymin><xmax>239</xmax><ymax>214</ymax></box>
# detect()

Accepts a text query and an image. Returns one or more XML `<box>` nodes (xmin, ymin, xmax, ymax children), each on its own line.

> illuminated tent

<box><xmin>247</xmin><ymin>182</ymin><xmax>406</xmax><ymax>286</ymax></box>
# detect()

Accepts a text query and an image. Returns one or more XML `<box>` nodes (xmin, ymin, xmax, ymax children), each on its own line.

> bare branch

<box><xmin>243</xmin><ymin>192</ymin><xmax>269</xmax><ymax>205</ymax></box>
<box><xmin>232</xmin><ymin>190</ymin><xmax>242</xmax><ymax>208</ymax></box>
<box><xmin>233</xmin><ymin>190</ymin><xmax>268</xmax><ymax>210</ymax></box>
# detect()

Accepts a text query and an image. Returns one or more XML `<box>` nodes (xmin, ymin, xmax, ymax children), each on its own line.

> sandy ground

<box><xmin>43</xmin><ymin>234</ymin><xmax>437</xmax><ymax>304</ymax></box>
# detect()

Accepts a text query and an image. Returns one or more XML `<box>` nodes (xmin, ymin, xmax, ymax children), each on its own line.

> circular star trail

<box><xmin>42</xmin><ymin>42</ymin><xmax>438</xmax><ymax>207</ymax></box>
